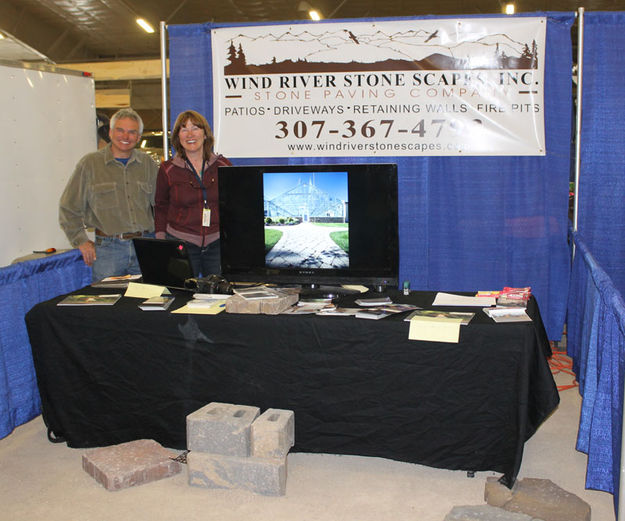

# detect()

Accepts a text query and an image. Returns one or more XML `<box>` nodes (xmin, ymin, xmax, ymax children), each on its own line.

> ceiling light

<box><xmin>0</xmin><ymin>33</ymin><xmax>4</xmax><ymax>40</ymax></box>
<box><xmin>136</xmin><ymin>18</ymin><xmax>155</xmax><ymax>33</ymax></box>
<box><xmin>505</xmin><ymin>3</ymin><xmax>515</xmax><ymax>14</ymax></box>
<box><xmin>298</xmin><ymin>1</ymin><xmax>322</xmax><ymax>20</ymax></box>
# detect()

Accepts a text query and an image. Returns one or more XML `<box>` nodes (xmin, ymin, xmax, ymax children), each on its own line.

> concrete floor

<box><xmin>0</xmin><ymin>365</ymin><xmax>615</xmax><ymax>521</ymax></box>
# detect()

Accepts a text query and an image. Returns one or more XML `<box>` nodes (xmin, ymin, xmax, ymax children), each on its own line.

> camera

<box><xmin>184</xmin><ymin>274</ymin><xmax>233</xmax><ymax>294</ymax></box>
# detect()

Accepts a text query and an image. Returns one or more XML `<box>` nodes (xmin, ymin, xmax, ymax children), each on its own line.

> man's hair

<box><xmin>171</xmin><ymin>110</ymin><xmax>215</xmax><ymax>160</ymax></box>
<box><xmin>110</xmin><ymin>108</ymin><xmax>144</xmax><ymax>135</ymax></box>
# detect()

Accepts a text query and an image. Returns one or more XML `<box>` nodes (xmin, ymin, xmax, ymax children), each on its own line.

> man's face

<box><xmin>109</xmin><ymin>117</ymin><xmax>141</xmax><ymax>157</ymax></box>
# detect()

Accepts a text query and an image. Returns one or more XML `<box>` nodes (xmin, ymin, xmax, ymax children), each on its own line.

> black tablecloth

<box><xmin>26</xmin><ymin>289</ymin><xmax>559</xmax><ymax>486</ymax></box>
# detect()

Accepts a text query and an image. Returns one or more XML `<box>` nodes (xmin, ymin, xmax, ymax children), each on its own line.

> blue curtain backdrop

<box><xmin>568</xmin><ymin>12</ymin><xmax>625</xmax><ymax>515</ymax></box>
<box><xmin>568</xmin><ymin>230</ymin><xmax>625</xmax><ymax>514</ymax></box>
<box><xmin>168</xmin><ymin>13</ymin><xmax>575</xmax><ymax>340</ymax></box>
<box><xmin>0</xmin><ymin>250</ymin><xmax>92</xmax><ymax>439</ymax></box>
<box><xmin>578</xmin><ymin>12</ymin><xmax>625</xmax><ymax>298</ymax></box>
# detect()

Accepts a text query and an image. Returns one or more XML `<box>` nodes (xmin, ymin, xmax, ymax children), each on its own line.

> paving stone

<box><xmin>82</xmin><ymin>439</ymin><xmax>182</xmax><ymax>491</ymax></box>
<box><xmin>485</xmin><ymin>477</ymin><xmax>590</xmax><ymax>521</ymax></box>
<box><xmin>187</xmin><ymin>451</ymin><xmax>287</xmax><ymax>496</ymax></box>
<box><xmin>251</xmin><ymin>408</ymin><xmax>294</xmax><ymax>458</ymax></box>
<box><xmin>187</xmin><ymin>402</ymin><xmax>260</xmax><ymax>456</ymax></box>
<box><xmin>444</xmin><ymin>505</ymin><xmax>536</xmax><ymax>521</ymax></box>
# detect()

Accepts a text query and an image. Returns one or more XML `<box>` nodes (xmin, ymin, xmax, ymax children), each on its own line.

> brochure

<box><xmin>355</xmin><ymin>308</ymin><xmax>394</xmax><ymax>320</ymax></box>
<box><xmin>57</xmin><ymin>294</ymin><xmax>122</xmax><ymax>306</ymax></box>
<box><xmin>483</xmin><ymin>306</ymin><xmax>532</xmax><ymax>323</ymax></box>
<box><xmin>316</xmin><ymin>307</ymin><xmax>360</xmax><ymax>316</ymax></box>
<box><xmin>139</xmin><ymin>295</ymin><xmax>175</xmax><ymax>311</ymax></box>
<box><xmin>404</xmin><ymin>309</ymin><xmax>475</xmax><ymax>325</ymax></box>
<box><xmin>91</xmin><ymin>274</ymin><xmax>141</xmax><ymax>288</ymax></box>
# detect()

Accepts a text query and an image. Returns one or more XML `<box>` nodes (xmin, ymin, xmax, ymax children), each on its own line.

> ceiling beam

<box><xmin>95</xmin><ymin>88</ymin><xmax>131</xmax><ymax>109</ymax></box>
<box><xmin>59</xmin><ymin>59</ymin><xmax>169</xmax><ymax>81</ymax></box>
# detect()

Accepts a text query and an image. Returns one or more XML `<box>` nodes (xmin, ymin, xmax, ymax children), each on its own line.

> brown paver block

<box><xmin>82</xmin><ymin>439</ymin><xmax>182</xmax><ymax>491</ymax></box>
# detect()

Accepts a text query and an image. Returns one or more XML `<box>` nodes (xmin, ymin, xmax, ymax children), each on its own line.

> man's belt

<box><xmin>95</xmin><ymin>229</ymin><xmax>146</xmax><ymax>240</ymax></box>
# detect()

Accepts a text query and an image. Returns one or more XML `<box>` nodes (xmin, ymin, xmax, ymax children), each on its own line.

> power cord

<box><xmin>549</xmin><ymin>341</ymin><xmax>578</xmax><ymax>391</ymax></box>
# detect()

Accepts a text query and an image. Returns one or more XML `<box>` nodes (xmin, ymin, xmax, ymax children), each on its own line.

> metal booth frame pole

<box><xmin>573</xmin><ymin>8</ymin><xmax>583</xmax><ymax>238</ymax></box>
<box><xmin>159</xmin><ymin>21</ymin><xmax>169</xmax><ymax>160</ymax></box>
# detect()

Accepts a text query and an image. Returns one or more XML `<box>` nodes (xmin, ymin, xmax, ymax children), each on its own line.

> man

<box><xmin>59</xmin><ymin>107</ymin><xmax>158</xmax><ymax>281</ymax></box>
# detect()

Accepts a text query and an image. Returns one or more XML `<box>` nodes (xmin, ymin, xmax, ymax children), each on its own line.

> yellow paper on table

<box><xmin>124</xmin><ymin>282</ymin><xmax>170</xmax><ymax>299</ymax></box>
<box><xmin>408</xmin><ymin>318</ymin><xmax>461</xmax><ymax>343</ymax></box>
<box><xmin>171</xmin><ymin>302</ymin><xmax>226</xmax><ymax>315</ymax></box>
<box><xmin>341</xmin><ymin>285</ymin><xmax>369</xmax><ymax>293</ymax></box>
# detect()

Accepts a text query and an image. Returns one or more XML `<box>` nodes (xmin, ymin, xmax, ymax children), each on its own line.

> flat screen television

<box><xmin>218</xmin><ymin>163</ymin><xmax>399</xmax><ymax>293</ymax></box>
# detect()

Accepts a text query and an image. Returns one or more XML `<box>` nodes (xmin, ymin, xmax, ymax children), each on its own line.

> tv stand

<box><xmin>298</xmin><ymin>284</ymin><xmax>361</xmax><ymax>300</ymax></box>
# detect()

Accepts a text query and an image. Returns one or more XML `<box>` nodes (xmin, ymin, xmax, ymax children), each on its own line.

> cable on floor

<box><xmin>549</xmin><ymin>341</ymin><xmax>578</xmax><ymax>392</ymax></box>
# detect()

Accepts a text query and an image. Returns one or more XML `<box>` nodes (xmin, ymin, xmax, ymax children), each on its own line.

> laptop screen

<box><xmin>132</xmin><ymin>237</ymin><xmax>195</xmax><ymax>290</ymax></box>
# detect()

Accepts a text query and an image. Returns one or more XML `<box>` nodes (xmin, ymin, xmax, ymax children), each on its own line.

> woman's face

<box><xmin>178</xmin><ymin>119</ymin><xmax>205</xmax><ymax>155</ymax></box>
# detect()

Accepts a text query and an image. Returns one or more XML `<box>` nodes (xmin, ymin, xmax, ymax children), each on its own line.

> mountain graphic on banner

<box><xmin>224</xmin><ymin>27</ymin><xmax>538</xmax><ymax>75</ymax></box>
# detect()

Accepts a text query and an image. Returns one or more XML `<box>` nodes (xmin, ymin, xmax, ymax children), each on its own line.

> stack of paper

<box><xmin>172</xmin><ymin>294</ymin><xmax>230</xmax><ymax>315</ymax></box>
<box><xmin>186</xmin><ymin>293</ymin><xmax>231</xmax><ymax>308</ymax></box>
<box><xmin>316</xmin><ymin>307</ymin><xmax>360</xmax><ymax>316</ymax></box>
<box><xmin>432</xmin><ymin>292</ymin><xmax>497</xmax><ymax>307</ymax></box>
<box><xmin>354</xmin><ymin>296</ymin><xmax>393</xmax><ymax>306</ymax></box>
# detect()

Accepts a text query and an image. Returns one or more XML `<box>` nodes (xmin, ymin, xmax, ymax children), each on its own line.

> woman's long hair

<box><xmin>171</xmin><ymin>110</ymin><xmax>215</xmax><ymax>160</ymax></box>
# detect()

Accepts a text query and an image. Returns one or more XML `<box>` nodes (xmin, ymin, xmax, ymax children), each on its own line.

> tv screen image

<box><xmin>263</xmin><ymin>170</ymin><xmax>349</xmax><ymax>270</ymax></box>
<box><xmin>218</xmin><ymin>163</ymin><xmax>398</xmax><ymax>291</ymax></box>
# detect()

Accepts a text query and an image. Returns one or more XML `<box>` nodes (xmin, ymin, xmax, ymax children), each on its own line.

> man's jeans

<box><xmin>91</xmin><ymin>236</ymin><xmax>142</xmax><ymax>282</ymax></box>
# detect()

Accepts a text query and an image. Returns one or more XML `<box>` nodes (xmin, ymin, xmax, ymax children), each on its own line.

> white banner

<box><xmin>211</xmin><ymin>18</ymin><xmax>546</xmax><ymax>157</ymax></box>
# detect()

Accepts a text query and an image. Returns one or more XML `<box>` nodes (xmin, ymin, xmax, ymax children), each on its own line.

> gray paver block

<box><xmin>82</xmin><ymin>439</ymin><xmax>182</xmax><ymax>491</ymax></box>
<box><xmin>251</xmin><ymin>408</ymin><xmax>294</xmax><ymax>458</ymax></box>
<box><xmin>187</xmin><ymin>402</ymin><xmax>260</xmax><ymax>456</ymax></box>
<box><xmin>444</xmin><ymin>505</ymin><xmax>536</xmax><ymax>521</ymax></box>
<box><xmin>187</xmin><ymin>451</ymin><xmax>287</xmax><ymax>496</ymax></box>
<box><xmin>503</xmin><ymin>478</ymin><xmax>590</xmax><ymax>521</ymax></box>
<box><xmin>484</xmin><ymin>476</ymin><xmax>516</xmax><ymax>507</ymax></box>
<box><xmin>485</xmin><ymin>477</ymin><xmax>590</xmax><ymax>521</ymax></box>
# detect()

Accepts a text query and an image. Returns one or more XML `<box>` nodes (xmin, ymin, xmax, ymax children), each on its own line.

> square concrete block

<box><xmin>82</xmin><ymin>439</ymin><xmax>182</xmax><ymax>491</ymax></box>
<box><xmin>187</xmin><ymin>451</ymin><xmax>287</xmax><ymax>496</ymax></box>
<box><xmin>252</xmin><ymin>408</ymin><xmax>294</xmax><ymax>458</ymax></box>
<box><xmin>187</xmin><ymin>402</ymin><xmax>260</xmax><ymax>456</ymax></box>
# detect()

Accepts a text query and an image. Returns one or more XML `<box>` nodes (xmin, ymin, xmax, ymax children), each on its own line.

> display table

<box><xmin>25</xmin><ymin>289</ymin><xmax>558</xmax><ymax>486</ymax></box>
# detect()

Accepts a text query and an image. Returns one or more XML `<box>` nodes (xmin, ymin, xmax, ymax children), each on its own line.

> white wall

<box><xmin>0</xmin><ymin>61</ymin><xmax>96</xmax><ymax>267</ymax></box>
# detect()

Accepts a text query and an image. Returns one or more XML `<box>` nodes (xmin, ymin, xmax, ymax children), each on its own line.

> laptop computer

<box><xmin>132</xmin><ymin>237</ymin><xmax>195</xmax><ymax>290</ymax></box>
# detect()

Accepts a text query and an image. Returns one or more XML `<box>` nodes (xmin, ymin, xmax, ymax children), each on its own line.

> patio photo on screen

<box><xmin>263</xmin><ymin>171</ymin><xmax>349</xmax><ymax>269</ymax></box>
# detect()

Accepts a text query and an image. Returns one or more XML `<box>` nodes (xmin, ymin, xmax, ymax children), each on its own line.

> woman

<box><xmin>155</xmin><ymin>110</ymin><xmax>232</xmax><ymax>276</ymax></box>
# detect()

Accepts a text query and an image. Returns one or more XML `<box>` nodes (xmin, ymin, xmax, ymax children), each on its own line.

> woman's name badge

<box><xmin>202</xmin><ymin>208</ymin><xmax>211</xmax><ymax>227</ymax></box>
